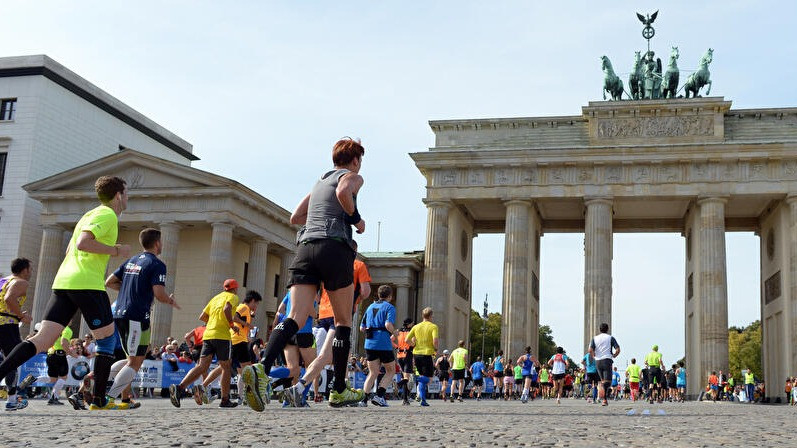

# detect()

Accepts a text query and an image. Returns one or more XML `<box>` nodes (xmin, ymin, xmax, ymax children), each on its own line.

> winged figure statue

<box><xmin>636</xmin><ymin>10</ymin><xmax>658</xmax><ymax>26</ymax></box>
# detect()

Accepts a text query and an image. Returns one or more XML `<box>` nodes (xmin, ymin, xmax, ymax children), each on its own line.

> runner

<box><xmin>469</xmin><ymin>356</ymin><xmax>487</xmax><ymax>401</ymax></box>
<box><xmin>271</xmin><ymin>290</ymin><xmax>316</xmax><ymax>407</ymax></box>
<box><xmin>358</xmin><ymin>285</ymin><xmax>396</xmax><ymax>407</ymax></box>
<box><xmin>0</xmin><ymin>258</ymin><xmax>34</xmax><ymax>410</ymax></box>
<box><xmin>491</xmin><ymin>349</ymin><xmax>504</xmax><ymax>399</ymax></box>
<box><xmin>582</xmin><ymin>351</ymin><xmax>599</xmax><ymax>403</ymax></box>
<box><xmin>538</xmin><ymin>365</ymin><xmax>550</xmax><ymax>400</ymax></box>
<box><xmin>517</xmin><ymin>347</ymin><xmax>536</xmax><ymax>403</ymax></box>
<box><xmin>435</xmin><ymin>349</ymin><xmax>450</xmax><ymax>402</ymax></box>
<box><xmin>644</xmin><ymin>345</ymin><xmax>665</xmax><ymax>404</ymax></box>
<box><xmin>0</xmin><ymin>176</ymin><xmax>131</xmax><ymax>410</ymax></box>
<box><xmin>611</xmin><ymin>366</ymin><xmax>621</xmax><ymax>400</ymax></box>
<box><xmin>449</xmin><ymin>340</ymin><xmax>468</xmax><ymax>402</ymax></box>
<box><xmin>101</xmin><ymin>228</ymin><xmax>179</xmax><ymax>409</ymax></box>
<box><xmin>35</xmin><ymin>326</ymin><xmax>74</xmax><ymax>405</ymax></box>
<box><xmin>203</xmin><ymin>290</ymin><xmax>262</xmax><ymax>405</ymax></box>
<box><xmin>169</xmin><ymin>279</ymin><xmax>243</xmax><ymax>408</ymax></box>
<box><xmin>503</xmin><ymin>359</ymin><xmax>515</xmax><ymax>400</ymax></box>
<box><xmin>405</xmin><ymin>307</ymin><xmax>438</xmax><ymax>407</ymax></box>
<box><xmin>626</xmin><ymin>358</ymin><xmax>642</xmax><ymax>402</ymax></box>
<box><xmin>395</xmin><ymin>318</ymin><xmax>415</xmax><ymax>405</ymax></box>
<box><xmin>245</xmin><ymin>139</ymin><xmax>368</xmax><ymax>410</ymax></box>
<box><xmin>513</xmin><ymin>360</ymin><xmax>523</xmax><ymax>399</ymax></box>
<box><xmin>675</xmin><ymin>361</ymin><xmax>687</xmax><ymax>402</ymax></box>
<box><xmin>547</xmin><ymin>347</ymin><xmax>569</xmax><ymax>405</ymax></box>
<box><xmin>588</xmin><ymin>322</ymin><xmax>620</xmax><ymax>406</ymax></box>
<box><xmin>184</xmin><ymin>324</ymin><xmax>206</xmax><ymax>363</ymax></box>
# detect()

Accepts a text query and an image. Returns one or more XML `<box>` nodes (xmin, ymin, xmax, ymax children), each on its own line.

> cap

<box><xmin>443</xmin><ymin>349</ymin><xmax>450</xmax><ymax>355</ymax></box>
<box><xmin>403</xmin><ymin>318</ymin><xmax>414</xmax><ymax>326</ymax></box>
<box><xmin>652</xmin><ymin>344</ymin><xmax>659</xmax><ymax>351</ymax></box>
<box><xmin>223</xmin><ymin>278</ymin><xmax>239</xmax><ymax>291</ymax></box>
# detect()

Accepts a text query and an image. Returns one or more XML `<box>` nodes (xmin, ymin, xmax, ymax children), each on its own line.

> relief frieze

<box><xmin>595</xmin><ymin>116</ymin><xmax>714</xmax><ymax>139</ymax></box>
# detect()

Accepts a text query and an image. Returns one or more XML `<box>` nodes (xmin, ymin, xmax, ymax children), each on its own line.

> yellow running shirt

<box><xmin>52</xmin><ymin>205</ymin><xmax>118</xmax><ymax>291</ymax></box>
<box><xmin>626</xmin><ymin>363</ymin><xmax>642</xmax><ymax>382</ymax></box>
<box><xmin>0</xmin><ymin>277</ymin><xmax>26</xmax><ymax>325</ymax></box>
<box><xmin>645</xmin><ymin>351</ymin><xmax>663</xmax><ymax>368</ymax></box>
<box><xmin>202</xmin><ymin>291</ymin><xmax>240</xmax><ymax>341</ymax></box>
<box><xmin>405</xmin><ymin>320</ymin><xmax>438</xmax><ymax>356</ymax></box>
<box><xmin>451</xmin><ymin>347</ymin><xmax>468</xmax><ymax>370</ymax></box>
<box><xmin>231</xmin><ymin>303</ymin><xmax>251</xmax><ymax>345</ymax></box>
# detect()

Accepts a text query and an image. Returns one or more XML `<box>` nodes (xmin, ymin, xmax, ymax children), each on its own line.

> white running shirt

<box><xmin>590</xmin><ymin>333</ymin><xmax>619</xmax><ymax>361</ymax></box>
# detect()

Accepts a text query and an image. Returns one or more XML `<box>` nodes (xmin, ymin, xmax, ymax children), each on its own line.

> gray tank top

<box><xmin>297</xmin><ymin>169</ymin><xmax>355</xmax><ymax>249</ymax></box>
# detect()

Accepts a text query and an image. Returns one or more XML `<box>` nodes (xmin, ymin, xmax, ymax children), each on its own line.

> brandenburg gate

<box><xmin>411</xmin><ymin>96</ymin><xmax>797</xmax><ymax>399</ymax></box>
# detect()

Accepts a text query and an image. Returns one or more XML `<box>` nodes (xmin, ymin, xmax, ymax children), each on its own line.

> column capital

<box><xmin>504</xmin><ymin>199</ymin><xmax>532</xmax><ymax>207</ymax></box>
<box><xmin>210</xmin><ymin>220</ymin><xmax>235</xmax><ymax>230</ymax></box>
<box><xmin>696</xmin><ymin>195</ymin><xmax>729</xmax><ymax>206</ymax></box>
<box><xmin>251</xmin><ymin>237</ymin><xmax>271</xmax><ymax>246</ymax></box>
<box><xmin>785</xmin><ymin>194</ymin><xmax>797</xmax><ymax>205</ymax></box>
<box><xmin>584</xmin><ymin>196</ymin><xmax>613</xmax><ymax>207</ymax></box>
<box><xmin>422</xmin><ymin>199</ymin><xmax>452</xmax><ymax>209</ymax></box>
<box><xmin>159</xmin><ymin>220</ymin><xmax>182</xmax><ymax>229</ymax></box>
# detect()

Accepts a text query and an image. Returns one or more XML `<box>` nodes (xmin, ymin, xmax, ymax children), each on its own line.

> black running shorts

<box><xmin>452</xmin><ymin>369</ymin><xmax>466</xmax><ymax>381</ymax></box>
<box><xmin>596</xmin><ymin>359</ymin><xmax>614</xmax><ymax>382</ymax></box>
<box><xmin>366</xmin><ymin>349</ymin><xmax>395</xmax><ymax>364</ymax></box>
<box><xmin>287</xmin><ymin>332</ymin><xmax>314</xmax><ymax>348</ymax></box>
<box><xmin>115</xmin><ymin>318</ymin><xmax>151</xmax><ymax>357</ymax></box>
<box><xmin>46</xmin><ymin>352</ymin><xmax>68</xmax><ymax>378</ymax></box>
<box><xmin>398</xmin><ymin>353</ymin><xmax>414</xmax><ymax>373</ymax></box>
<box><xmin>414</xmin><ymin>355</ymin><xmax>434</xmax><ymax>378</ymax></box>
<box><xmin>288</xmin><ymin>239</ymin><xmax>355</xmax><ymax>291</ymax></box>
<box><xmin>231</xmin><ymin>341</ymin><xmax>253</xmax><ymax>364</ymax></box>
<box><xmin>44</xmin><ymin>290</ymin><xmax>113</xmax><ymax>329</ymax></box>
<box><xmin>473</xmin><ymin>378</ymin><xmax>484</xmax><ymax>387</ymax></box>
<box><xmin>552</xmin><ymin>373</ymin><xmax>565</xmax><ymax>381</ymax></box>
<box><xmin>648</xmin><ymin>367</ymin><xmax>663</xmax><ymax>386</ymax></box>
<box><xmin>438</xmin><ymin>372</ymin><xmax>449</xmax><ymax>382</ymax></box>
<box><xmin>200</xmin><ymin>339</ymin><xmax>231</xmax><ymax>362</ymax></box>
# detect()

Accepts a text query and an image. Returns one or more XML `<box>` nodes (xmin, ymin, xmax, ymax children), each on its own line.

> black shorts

<box><xmin>288</xmin><ymin>239</ymin><xmax>355</xmax><ymax>290</ymax></box>
<box><xmin>44</xmin><ymin>290</ymin><xmax>113</xmax><ymax>329</ymax></box>
<box><xmin>438</xmin><ymin>372</ymin><xmax>449</xmax><ymax>382</ymax></box>
<box><xmin>648</xmin><ymin>367</ymin><xmax>663</xmax><ymax>386</ymax></box>
<box><xmin>398</xmin><ymin>353</ymin><xmax>414</xmax><ymax>373</ymax></box>
<box><xmin>114</xmin><ymin>318</ymin><xmax>150</xmax><ymax>357</ymax></box>
<box><xmin>552</xmin><ymin>373</ymin><xmax>565</xmax><ymax>381</ymax></box>
<box><xmin>231</xmin><ymin>341</ymin><xmax>253</xmax><ymax>364</ymax></box>
<box><xmin>46</xmin><ymin>352</ymin><xmax>68</xmax><ymax>378</ymax></box>
<box><xmin>366</xmin><ymin>349</ymin><xmax>395</xmax><ymax>363</ymax></box>
<box><xmin>315</xmin><ymin>317</ymin><xmax>335</xmax><ymax>332</ymax></box>
<box><xmin>0</xmin><ymin>323</ymin><xmax>22</xmax><ymax>356</ymax></box>
<box><xmin>452</xmin><ymin>369</ymin><xmax>466</xmax><ymax>381</ymax></box>
<box><xmin>587</xmin><ymin>372</ymin><xmax>600</xmax><ymax>383</ymax></box>
<box><xmin>191</xmin><ymin>345</ymin><xmax>202</xmax><ymax>362</ymax></box>
<box><xmin>493</xmin><ymin>370</ymin><xmax>504</xmax><ymax>378</ymax></box>
<box><xmin>596</xmin><ymin>359</ymin><xmax>614</xmax><ymax>382</ymax></box>
<box><xmin>414</xmin><ymin>354</ymin><xmax>434</xmax><ymax>377</ymax></box>
<box><xmin>287</xmin><ymin>332</ymin><xmax>314</xmax><ymax>348</ymax></box>
<box><xmin>200</xmin><ymin>339</ymin><xmax>231</xmax><ymax>362</ymax></box>
<box><xmin>473</xmin><ymin>378</ymin><xmax>484</xmax><ymax>387</ymax></box>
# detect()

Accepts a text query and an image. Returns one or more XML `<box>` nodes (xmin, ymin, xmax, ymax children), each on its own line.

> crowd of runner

<box><xmin>0</xmin><ymin>138</ymin><xmax>772</xmax><ymax>411</ymax></box>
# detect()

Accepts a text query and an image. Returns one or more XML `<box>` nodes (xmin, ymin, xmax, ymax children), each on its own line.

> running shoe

<box><xmin>89</xmin><ymin>397</ymin><xmax>120</xmax><ymax>411</ymax></box>
<box><xmin>328</xmin><ymin>387</ymin><xmax>364</xmax><ymax>408</ymax></box>
<box><xmin>18</xmin><ymin>374</ymin><xmax>36</xmax><ymax>391</ymax></box>
<box><xmin>193</xmin><ymin>385</ymin><xmax>205</xmax><ymax>405</ymax></box>
<box><xmin>402</xmin><ymin>398</ymin><xmax>410</xmax><ymax>405</ymax></box>
<box><xmin>371</xmin><ymin>395</ymin><xmax>388</xmax><ymax>407</ymax></box>
<box><xmin>169</xmin><ymin>384</ymin><xmax>181</xmax><ymax>408</ymax></box>
<box><xmin>123</xmin><ymin>400</ymin><xmax>141</xmax><ymax>409</ymax></box>
<box><xmin>47</xmin><ymin>396</ymin><xmax>64</xmax><ymax>405</ymax></box>
<box><xmin>521</xmin><ymin>394</ymin><xmax>528</xmax><ymax>404</ymax></box>
<box><xmin>283</xmin><ymin>383</ymin><xmax>304</xmax><ymax>408</ymax></box>
<box><xmin>5</xmin><ymin>398</ymin><xmax>28</xmax><ymax>411</ymax></box>
<box><xmin>67</xmin><ymin>393</ymin><xmax>84</xmax><ymax>410</ymax></box>
<box><xmin>420</xmin><ymin>400</ymin><xmax>430</xmax><ymax>407</ymax></box>
<box><xmin>219</xmin><ymin>398</ymin><xmax>239</xmax><ymax>408</ymax></box>
<box><xmin>557</xmin><ymin>398</ymin><xmax>561</xmax><ymax>405</ymax></box>
<box><xmin>602</xmin><ymin>399</ymin><xmax>608</xmax><ymax>406</ymax></box>
<box><xmin>449</xmin><ymin>396</ymin><xmax>454</xmax><ymax>403</ymax></box>
<box><xmin>457</xmin><ymin>397</ymin><xmax>463</xmax><ymax>402</ymax></box>
<box><xmin>242</xmin><ymin>364</ymin><xmax>269</xmax><ymax>412</ymax></box>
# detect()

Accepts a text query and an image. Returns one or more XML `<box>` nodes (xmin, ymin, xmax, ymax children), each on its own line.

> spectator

<box><xmin>162</xmin><ymin>343</ymin><xmax>179</xmax><ymax>371</ymax></box>
<box><xmin>178</xmin><ymin>351</ymin><xmax>192</xmax><ymax>363</ymax></box>
<box><xmin>83</xmin><ymin>334</ymin><xmax>96</xmax><ymax>358</ymax></box>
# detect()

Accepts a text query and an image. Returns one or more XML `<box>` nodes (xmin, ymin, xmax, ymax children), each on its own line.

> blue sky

<box><xmin>6</xmin><ymin>1</ymin><xmax>794</xmax><ymax>366</ymax></box>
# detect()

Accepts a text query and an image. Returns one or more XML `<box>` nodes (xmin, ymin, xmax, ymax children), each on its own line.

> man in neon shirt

<box><xmin>626</xmin><ymin>358</ymin><xmax>642</xmax><ymax>401</ymax></box>
<box><xmin>405</xmin><ymin>307</ymin><xmax>438</xmax><ymax>407</ymax></box>
<box><xmin>449</xmin><ymin>340</ymin><xmax>468</xmax><ymax>402</ymax></box>
<box><xmin>644</xmin><ymin>345</ymin><xmax>665</xmax><ymax>404</ymax></box>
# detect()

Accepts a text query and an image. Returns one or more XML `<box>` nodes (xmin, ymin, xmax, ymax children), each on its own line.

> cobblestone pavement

<box><xmin>1</xmin><ymin>397</ymin><xmax>792</xmax><ymax>447</ymax></box>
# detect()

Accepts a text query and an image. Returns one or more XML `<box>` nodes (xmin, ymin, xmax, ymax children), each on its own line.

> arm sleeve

<box><xmin>386</xmin><ymin>306</ymin><xmax>396</xmax><ymax>326</ymax></box>
<box><xmin>431</xmin><ymin>325</ymin><xmax>439</xmax><ymax>339</ymax></box>
<box><xmin>81</xmin><ymin>208</ymin><xmax>114</xmax><ymax>239</ymax></box>
<box><xmin>589</xmin><ymin>338</ymin><xmax>595</xmax><ymax>350</ymax></box>
<box><xmin>112</xmin><ymin>261</ymin><xmax>126</xmax><ymax>280</ymax></box>
<box><xmin>611</xmin><ymin>337</ymin><xmax>619</xmax><ymax>349</ymax></box>
<box><xmin>151</xmin><ymin>261</ymin><xmax>167</xmax><ymax>287</ymax></box>
<box><xmin>356</xmin><ymin>262</ymin><xmax>372</xmax><ymax>283</ymax></box>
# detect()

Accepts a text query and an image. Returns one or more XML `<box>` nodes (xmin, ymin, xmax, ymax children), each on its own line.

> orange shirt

<box><xmin>318</xmin><ymin>259</ymin><xmax>371</xmax><ymax>319</ymax></box>
<box><xmin>709</xmin><ymin>374</ymin><xmax>718</xmax><ymax>386</ymax></box>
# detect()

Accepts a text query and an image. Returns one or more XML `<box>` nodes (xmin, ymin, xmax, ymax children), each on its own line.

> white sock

<box><xmin>7</xmin><ymin>394</ymin><xmax>17</xmax><ymax>404</ymax></box>
<box><xmin>52</xmin><ymin>379</ymin><xmax>65</xmax><ymax>399</ymax></box>
<box><xmin>237</xmin><ymin>375</ymin><xmax>245</xmax><ymax>398</ymax></box>
<box><xmin>107</xmin><ymin>365</ymin><xmax>136</xmax><ymax>398</ymax></box>
<box><xmin>36</xmin><ymin>376</ymin><xmax>49</xmax><ymax>384</ymax></box>
<box><xmin>109</xmin><ymin>359</ymin><xmax>127</xmax><ymax>381</ymax></box>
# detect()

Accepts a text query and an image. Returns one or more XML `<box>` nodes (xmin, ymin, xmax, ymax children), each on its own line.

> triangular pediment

<box><xmin>24</xmin><ymin>150</ymin><xmax>231</xmax><ymax>193</ymax></box>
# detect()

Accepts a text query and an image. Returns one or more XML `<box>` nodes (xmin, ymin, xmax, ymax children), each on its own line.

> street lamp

<box><xmin>481</xmin><ymin>294</ymin><xmax>488</xmax><ymax>362</ymax></box>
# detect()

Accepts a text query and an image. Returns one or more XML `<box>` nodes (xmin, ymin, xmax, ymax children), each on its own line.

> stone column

<box><xmin>150</xmin><ymin>222</ymin><xmax>180</xmax><ymax>345</ymax></box>
<box><xmin>502</xmin><ymin>200</ymin><xmax>531</xmax><ymax>359</ymax></box>
<box><xmin>31</xmin><ymin>225</ymin><xmax>65</xmax><ymax>326</ymax></box>
<box><xmin>697</xmin><ymin>197</ymin><xmax>729</xmax><ymax>378</ymax></box>
<box><xmin>248</xmin><ymin>238</ymin><xmax>270</xmax><ymax>335</ymax></box>
<box><xmin>583</xmin><ymin>197</ymin><xmax>613</xmax><ymax>350</ymax></box>
<box><xmin>209</xmin><ymin>221</ymin><xmax>234</xmax><ymax>298</ymax></box>
<box><xmin>787</xmin><ymin>196</ymin><xmax>797</xmax><ymax>378</ymax></box>
<box><xmin>395</xmin><ymin>284</ymin><xmax>410</xmax><ymax>322</ymax></box>
<box><xmin>421</xmin><ymin>201</ymin><xmax>450</xmax><ymax>343</ymax></box>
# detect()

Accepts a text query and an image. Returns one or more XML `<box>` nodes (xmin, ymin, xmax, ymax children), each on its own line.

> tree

<box><xmin>538</xmin><ymin>324</ymin><xmax>557</xmax><ymax>362</ymax></box>
<box><xmin>468</xmin><ymin>310</ymin><xmax>502</xmax><ymax>360</ymax></box>
<box><xmin>728</xmin><ymin>320</ymin><xmax>762</xmax><ymax>383</ymax></box>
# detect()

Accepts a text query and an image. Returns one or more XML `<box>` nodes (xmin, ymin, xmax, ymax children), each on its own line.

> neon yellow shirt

<box><xmin>539</xmin><ymin>369</ymin><xmax>550</xmax><ymax>382</ymax></box>
<box><xmin>49</xmin><ymin>326</ymin><xmax>73</xmax><ymax>354</ymax></box>
<box><xmin>514</xmin><ymin>365</ymin><xmax>522</xmax><ymax>380</ymax></box>
<box><xmin>745</xmin><ymin>372</ymin><xmax>755</xmax><ymax>384</ymax></box>
<box><xmin>645</xmin><ymin>351</ymin><xmax>663</xmax><ymax>368</ymax></box>
<box><xmin>0</xmin><ymin>277</ymin><xmax>26</xmax><ymax>325</ymax></box>
<box><xmin>626</xmin><ymin>364</ymin><xmax>642</xmax><ymax>382</ymax></box>
<box><xmin>202</xmin><ymin>291</ymin><xmax>240</xmax><ymax>341</ymax></box>
<box><xmin>52</xmin><ymin>205</ymin><xmax>118</xmax><ymax>290</ymax></box>
<box><xmin>451</xmin><ymin>347</ymin><xmax>468</xmax><ymax>370</ymax></box>
<box><xmin>405</xmin><ymin>321</ymin><xmax>438</xmax><ymax>356</ymax></box>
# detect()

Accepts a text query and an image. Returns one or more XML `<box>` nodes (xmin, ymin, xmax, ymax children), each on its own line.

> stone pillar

<box><xmin>248</xmin><ymin>239</ymin><xmax>270</xmax><ymax>336</ymax></box>
<box><xmin>583</xmin><ymin>197</ymin><xmax>613</xmax><ymax>350</ymax></box>
<box><xmin>395</xmin><ymin>285</ymin><xmax>410</xmax><ymax>323</ymax></box>
<box><xmin>150</xmin><ymin>222</ymin><xmax>180</xmax><ymax>345</ymax></box>
<box><xmin>502</xmin><ymin>200</ymin><xmax>531</xmax><ymax>359</ymax></box>
<box><xmin>209</xmin><ymin>222</ymin><xmax>234</xmax><ymax>298</ymax></box>
<box><xmin>787</xmin><ymin>196</ymin><xmax>797</xmax><ymax>384</ymax></box>
<box><xmin>421</xmin><ymin>201</ymin><xmax>450</xmax><ymax>343</ymax></box>
<box><xmin>31</xmin><ymin>225</ymin><xmax>65</xmax><ymax>326</ymax></box>
<box><xmin>697</xmin><ymin>197</ymin><xmax>729</xmax><ymax>380</ymax></box>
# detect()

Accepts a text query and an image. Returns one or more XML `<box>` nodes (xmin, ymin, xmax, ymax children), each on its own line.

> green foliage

<box><xmin>728</xmin><ymin>320</ymin><xmax>762</xmax><ymax>383</ymax></box>
<box><xmin>469</xmin><ymin>310</ymin><xmax>502</xmax><ymax>360</ymax></box>
<box><xmin>538</xmin><ymin>324</ymin><xmax>557</xmax><ymax>362</ymax></box>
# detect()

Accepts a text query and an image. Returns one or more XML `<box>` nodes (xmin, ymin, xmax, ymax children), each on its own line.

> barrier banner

<box><xmin>18</xmin><ymin>354</ymin><xmax>94</xmax><ymax>387</ymax></box>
